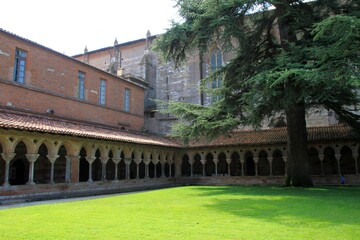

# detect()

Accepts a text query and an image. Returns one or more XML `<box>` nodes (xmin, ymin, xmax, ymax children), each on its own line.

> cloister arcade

<box><xmin>0</xmin><ymin>130</ymin><xmax>359</xmax><ymax>187</ymax></box>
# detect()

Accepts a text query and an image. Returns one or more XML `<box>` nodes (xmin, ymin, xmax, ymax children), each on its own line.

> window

<box><xmin>99</xmin><ymin>79</ymin><xmax>106</xmax><ymax>105</ymax></box>
<box><xmin>78</xmin><ymin>71</ymin><xmax>85</xmax><ymax>100</ymax></box>
<box><xmin>14</xmin><ymin>49</ymin><xmax>27</xmax><ymax>83</ymax></box>
<box><xmin>211</xmin><ymin>48</ymin><xmax>223</xmax><ymax>103</ymax></box>
<box><xmin>124</xmin><ymin>88</ymin><xmax>130</xmax><ymax>112</ymax></box>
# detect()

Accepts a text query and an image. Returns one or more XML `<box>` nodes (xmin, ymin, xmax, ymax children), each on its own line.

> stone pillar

<box><xmin>143</xmin><ymin>159</ymin><xmax>150</xmax><ymax>179</ymax></box>
<box><xmin>189</xmin><ymin>159</ymin><xmax>194</xmax><ymax>177</ymax></box>
<box><xmin>335</xmin><ymin>153</ymin><xmax>341</xmax><ymax>175</ymax></box>
<box><xmin>47</xmin><ymin>155</ymin><xmax>59</xmax><ymax>184</ymax></box>
<box><xmin>226</xmin><ymin>158</ymin><xmax>232</xmax><ymax>176</ymax></box>
<box><xmin>26</xmin><ymin>153</ymin><xmax>39</xmax><ymax>185</ymax></box>
<box><xmin>352</xmin><ymin>153</ymin><xmax>359</xmax><ymax>175</ymax></box>
<box><xmin>283</xmin><ymin>156</ymin><xmax>287</xmax><ymax>176</ymax></box>
<box><xmin>268</xmin><ymin>157</ymin><xmax>273</xmax><ymax>176</ymax></box>
<box><xmin>253</xmin><ymin>157</ymin><xmax>259</xmax><ymax>176</ymax></box>
<box><xmin>124</xmin><ymin>158</ymin><xmax>132</xmax><ymax>180</ymax></box>
<box><xmin>213</xmin><ymin>158</ymin><xmax>219</xmax><ymax>176</ymax></box>
<box><xmin>1</xmin><ymin>152</ymin><xmax>16</xmax><ymax>187</ymax></box>
<box><xmin>100</xmin><ymin>157</ymin><xmax>108</xmax><ymax>181</ymax></box>
<box><xmin>319</xmin><ymin>154</ymin><xmax>325</xmax><ymax>176</ymax></box>
<box><xmin>112</xmin><ymin>157</ymin><xmax>121</xmax><ymax>181</ymax></box>
<box><xmin>200</xmin><ymin>159</ymin><xmax>206</xmax><ymax>176</ymax></box>
<box><xmin>86</xmin><ymin>156</ymin><xmax>96</xmax><ymax>182</ymax></box>
<box><xmin>240</xmin><ymin>159</ymin><xmax>245</xmax><ymax>176</ymax></box>
<box><xmin>161</xmin><ymin>162</ymin><xmax>166</xmax><ymax>178</ymax></box>
<box><xmin>134</xmin><ymin>158</ymin><xmax>142</xmax><ymax>179</ymax></box>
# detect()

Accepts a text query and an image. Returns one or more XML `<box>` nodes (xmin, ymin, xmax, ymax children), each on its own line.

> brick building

<box><xmin>0</xmin><ymin>28</ymin><xmax>359</xmax><ymax>204</ymax></box>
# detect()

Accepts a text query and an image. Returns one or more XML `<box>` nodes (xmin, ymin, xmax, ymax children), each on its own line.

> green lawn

<box><xmin>0</xmin><ymin>186</ymin><xmax>359</xmax><ymax>240</ymax></box>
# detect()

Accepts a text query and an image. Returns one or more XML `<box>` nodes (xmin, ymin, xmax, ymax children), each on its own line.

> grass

<box><xmin>0</xmin><ymin>186</ymin><xmax>360</xmax><ymax>240</ymax></box>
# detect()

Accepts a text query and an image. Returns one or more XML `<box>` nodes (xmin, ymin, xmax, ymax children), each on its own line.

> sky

<box><xmin>0</xmin><ymin>0</ymin><xmax>180</xmax><ymax>56</ymax></box>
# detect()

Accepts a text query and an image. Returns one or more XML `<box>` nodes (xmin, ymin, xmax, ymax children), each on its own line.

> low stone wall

<box><xmin>1</xmin><ymin>175</ymin><xmax>359</xmax><ymax>205</ymax></box>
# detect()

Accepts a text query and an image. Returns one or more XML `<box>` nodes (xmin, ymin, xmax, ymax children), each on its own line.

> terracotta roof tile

<box><xmin>0</xmin><ymin>107</ymin><xmax>358</xmax><ymax>149</ymax></box>
<box><xmin>0</xmin><ymin>108</ymin><xmax>179</xmax><ymax>147</ymax></box>
<box><xmin>188</xmin><ymin>125</ymin><xmax>359</xmax><ymax>148</ymax></box>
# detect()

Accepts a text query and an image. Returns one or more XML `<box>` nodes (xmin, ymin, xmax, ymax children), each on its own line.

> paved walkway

<box><xmin>0</xmin><ymin>190</ymin><xmax>147</xmax><ymax>210</ymax></box>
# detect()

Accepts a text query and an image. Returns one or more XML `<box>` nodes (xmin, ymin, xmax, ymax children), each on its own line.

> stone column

<box><xmin>226</xmin><ymin>158</ymin><xmax>232</xmax><ymax>176</ymax></box>
<box><xmin>200</xmin><ymin>159</ymin><xmax>206</xmax><ymax>176</ymax></box>
<box><xmin>335</xmin><ymin>153</ymin><xmax>341</xmax><ymax>175</ymax></box>
<box><xmin>100</xmin><ymin>157</ymin><xmax>108</xmax><ymax>181</ymax></box>
<box><xmin>143</xmin><ymin>159</ymin><xmax>150</xmax><ymax>179</ymax></box>
<box><xmin>161</xmin><ymin>162</ymin><xmax>166</xmax><ymax>178</ymax></box>
<box><xmin>47</xmin><ymin>155</ymin><xmax>59</xmax><ymax>184</ymax></box>
<box><xmin>1</xmin><ymin>152</ymin><xmax>16</xmax><ymax>187</ymax></box>
<box><xmin>134</xmin><ymin>161</ymin><xmax>140</xmax><ymax>179</ymax></box>
<box><xmin>175</xmin><ymin>162</ymin><xmax>181</xmax><ymax>177</ymax></box>
<box><xmin>319</xmin><ymin>154</ymin><xmax>325</xmax><ymax>176</ymax></box>
<box><xmin>86</xmin><ymin>156</ymin><xmax>96</xmax><ymax>182</ymax></box>
<box><xmin>268</xmin><ymin>157</ymin><xmax>273</xmax><ymax>176</ymax></box>
<box><xmin>124</xmin><ymin>158</ymin><xmax>132</xmax><ymax>180</ymax></box>
<box><xmin>112</xmin><ymin>157</ymin><xmax>121</xmax><ymax>181</ymax></box>
<box><xmin>213</xmin><ymin>158</ymin><xmax>219</xmax><ymax>176</ymax></box>
<box><xmin>26</xmin><ymin>153</ymin><xmax>39</xmax><ymax>185</ymax></box>
<box><xmin>253</xmin><ymin>157</ymin><xmax>259</xmax><ymax>176</ymax></box>
<box><xmin>188</xmin><ymin>159</ymin><xmax>194</xmax><ymax>177</ymax></box>
<box><xmin>240</xmin><ymin>159</ymin><xmax>245</xmax><ymax>176</ymax></box>
<box><xmin>283</xmin><ymin>156</ymin><xmax>287</xmax><ymax>176</ymax></box>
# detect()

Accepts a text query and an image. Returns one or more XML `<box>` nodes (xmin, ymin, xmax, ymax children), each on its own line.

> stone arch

<box><xmin>193</xmin><ymin>153</ymin><xmax>202</xmax><ymax>176</ymax></box>
<box><xmin>230</xmin><ymin>151</ymin><xmax>241</xmax><ymax>176</ymax></box>
<box><xmin>79</xmin><ymin>147</ymin><xmax>89</xmax><ymax>182</ymax></box>
<box><xmin>308</xmin><ymin>147</ymin><xmax>321</xmax><ymax>175</ymax></box>
<box><xmin>258</xmin><ymin>150</ymin><xmax>270</xmax><ymax>176</ymax></box>
<box><xmin>205</xmin><ymin>153</ymin><xmax>215</xmax><ymax>176</ymax></box>
<box><xmin>340</xmin><ymin>145</ymin><xmax>356</xmax><ymax>174</ymax></box>
<box><xmin>218</xmin><ymin>152</ymin><xmax>228</xmax><ymax>176</ymax></box>
<box><xmin>106</xmin><ymin>150</ymin><xmax>115</xmax><ymax>181</ymax></box>
<box><xmin>10</xmin><ymin>141</ymin><xmax>29</xmax><ymax>185</ymax></box>
<box><xmin>323</xmin><ymin>146</ymin><xmax>338</xmax><ymax>175</ymax></box>
<box><xmin>272</xmin><ymin>149</ymin><xmax>285</xmax><ymax>176</ymax></box>
<box><xmin>11</xmin><ymin>138</ymin><xmax>34</xmax><ymax>154</ymax></box>
<box><xmin>244</xmin><ymin>151</ymin><xmax>255</xmax><ymax>176</ymax></box>
<box><xmin>34</xmin><ymin>143</ymin><xmax>51</xmax><ymax>184</ymax></box>
<box><xmin>54</xmin><ymin>145</ymin><xmax>67</xmax><ymax>183</ymax></box>
<box><xmin>181</xmin><ymin>154</ymin><xmax>191</xmax><ymax>176</ymax></box>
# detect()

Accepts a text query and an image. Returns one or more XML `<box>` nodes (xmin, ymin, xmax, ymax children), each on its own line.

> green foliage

<box><xmin>155</xmin><ymin>0</ymin><xmax>360</xmax><ymax>140</ymax></box>
<box><xmin>1</xmin><ymin>186</ymin><xmax>360</xmax><ymax>240</ymax></box>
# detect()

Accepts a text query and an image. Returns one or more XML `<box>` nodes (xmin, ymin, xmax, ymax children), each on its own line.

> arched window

<box><xmin>210</xmin><ymin>48</ymin><xmax>223</xmax><ymax>103</ymax></box>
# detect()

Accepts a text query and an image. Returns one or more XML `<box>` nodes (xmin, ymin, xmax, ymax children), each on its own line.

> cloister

<box><xmin>0</xmin><ymin>108</ymin><xmax>360</xmax><ymax>204</ymax></box>
<box><xmin>1</xmin><ymin>129</ymin><xmax>359</xmax><ymax>188</ymax></box>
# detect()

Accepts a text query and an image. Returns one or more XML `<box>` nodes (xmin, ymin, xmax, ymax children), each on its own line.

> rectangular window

<box><xmin>14</xmin><ymin>49</ymin><xmax>27</xmax><ymax>83</ymax></box>
<box><xmin>99</xmin><ymin>79</ymin><xmax>106</xmax><ymax>105</ymax></box>
<box><xmin>124</xmin><ymin>88</ymin><xmax>130</xmax><ymax>112</ymax></box>
<box><xmin>78</xmin><ymin>71</ymin><xmax>85</xmax><ymax>100</ymax></box>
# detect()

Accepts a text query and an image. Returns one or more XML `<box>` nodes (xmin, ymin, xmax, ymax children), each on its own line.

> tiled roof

<box><xmin>0</xmin><ymin>108</ymin><xmax>179</xmax><ymax>147</ymax></box>
<box><xmin>0</xmin><ymin>107</ymin><xmax>358</xmax><ymax>149</ymax></box>
<box><xmin>187</xmin><ymin>125</ymin><xmax>360</xmax><ymax>148</ymax></box>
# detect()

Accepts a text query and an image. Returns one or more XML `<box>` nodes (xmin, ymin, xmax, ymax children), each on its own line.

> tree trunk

<box><xmin>285</xmin><ymin>101</ymin><xmax>313</xmax><ymax>187</ymax></box>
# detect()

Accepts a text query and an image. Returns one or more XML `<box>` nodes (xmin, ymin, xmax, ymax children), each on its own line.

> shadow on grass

<box><xmin>190</xmin><ymin>186</ymin><xmax>360</xmax><ymax>226</ymax></box>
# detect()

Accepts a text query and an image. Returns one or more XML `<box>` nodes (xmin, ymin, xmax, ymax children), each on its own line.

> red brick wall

<box><xmin>0</xmin><ymin>30</ymin><xmax>145</xmax><ymax>131</ymax></box>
